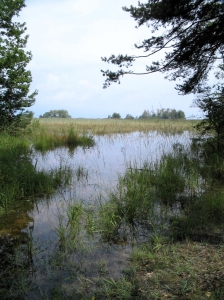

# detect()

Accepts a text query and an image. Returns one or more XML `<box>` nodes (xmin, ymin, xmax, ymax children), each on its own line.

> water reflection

<box><xmin>34</xmin><ymin>131</ymin><xmax>192</xmax><ymax>201</ymax></box>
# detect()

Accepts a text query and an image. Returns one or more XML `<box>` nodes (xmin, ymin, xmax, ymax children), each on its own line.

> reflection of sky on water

<box><xmin>34</xmin><ymin>131</ymin><xmax>192</xmax><ymax>199</ymax></box>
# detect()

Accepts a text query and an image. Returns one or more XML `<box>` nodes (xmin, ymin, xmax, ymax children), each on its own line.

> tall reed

<box><xmin>29</xmin><ymin>122</ymin><xmax>94</xmax><ymax>151</ymax></box>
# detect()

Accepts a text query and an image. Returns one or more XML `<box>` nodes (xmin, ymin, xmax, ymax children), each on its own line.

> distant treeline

<box><xmin>138</xmin><ymin>109</ymin><xmax>185</xmax><ymax>119</ymax></box>
<box><xmin>40</xmin><ymin>110</ymin><xmax>71</xmax><ymax>118</ymax></box>
<box><xmin>108</xmin><ymin>109</ymin><xmax>186</xmax><ymax>120</ymax></box>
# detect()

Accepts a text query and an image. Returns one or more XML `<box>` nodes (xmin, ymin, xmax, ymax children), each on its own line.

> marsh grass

<box><xmin>29</xmin><ymin>123</ymin><xmax>95</xmax><ymax>152</ymax></box>
<box><xmin>0</xmin><ymin>133</ymin><xmax>72</xmax><ymax>212</ymax></box>
<box><xmin>54</xmin><ymin>201</ymin><xmax>85</xmax><ymax>252</ymax></box>
<box><xmin>32</xmin><ymin>118</ymin><xmax>198</xmax><ymax>136</ymax></box>
<box><xmin>97</xmin><ymin>146</ymin><xmax>200</xmax><ymax>242</ymax></box>
<box><xmin>94</xmin><ymin>137</ymin><xmax>224</xmax><ymax>299</ymax></box>
<box><xmin>98</xmin><ymin>136</ymin><xmax>224</xmax><ymax>242</ymax></box>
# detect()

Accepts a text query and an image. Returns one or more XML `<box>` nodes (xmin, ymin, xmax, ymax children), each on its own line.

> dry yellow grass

<box><xmin>32</xmin><ymin>118</ymin><xmax>199</xmax><ymax>135</ymax></box>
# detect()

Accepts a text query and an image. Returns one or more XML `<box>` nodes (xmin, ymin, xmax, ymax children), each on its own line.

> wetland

<box><xmin>1</xmin><ymin>119</ymin><xmax>224</xmax><ymax>299</ymax></box>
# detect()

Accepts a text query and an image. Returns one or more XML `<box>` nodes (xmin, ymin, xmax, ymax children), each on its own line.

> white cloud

<box><xmin>69</xmin><ymin>0</ymin><xmax>100</xmax><ymax>15</ymax></box>
<box><xmin>78</xmin><ymin>80</ymin><xmax>99</xmax><ymax>91</ymax></box>
<box><xmin>52</xmin><ymin>91</ymin><xmax>74</xmax><ymax>101</ymax></box>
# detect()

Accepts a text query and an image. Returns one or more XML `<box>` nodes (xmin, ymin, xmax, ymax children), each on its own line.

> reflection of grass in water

<box><xmin>0</xmin><ymin>231</ymin><xmax>37</xmax><ymax>300</ymax></box>
<box><xmin>75</xmin><ymin>166</ymin><xmax>89</xmax><ymax>181</ymax></box>
<box><xmin>36</xmin><ymin>136</ymin><xmax>224</xmax><ymax>298</ymax></box>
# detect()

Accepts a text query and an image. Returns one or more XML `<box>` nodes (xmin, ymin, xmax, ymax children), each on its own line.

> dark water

<box><xmin>0</xmin><ymin>131</ymin><xmax>192</xmax><ymax>298</ymax></box>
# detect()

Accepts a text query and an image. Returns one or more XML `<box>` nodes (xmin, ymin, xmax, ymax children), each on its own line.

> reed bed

<box><xmin>28</xmin><ymin>120</ymin><xmax>95</xmax><ymax>151</ymax></box>
<box><xmin>31</xmin><ymin>118</ymin><xmax>198</xmax><ymax>136</ymax></box>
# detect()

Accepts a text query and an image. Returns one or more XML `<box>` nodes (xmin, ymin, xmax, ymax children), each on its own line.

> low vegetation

<box><xmin>95</xmin><ymin>241</ymin><xmax>224</xmax><ymax>300</ymax></box>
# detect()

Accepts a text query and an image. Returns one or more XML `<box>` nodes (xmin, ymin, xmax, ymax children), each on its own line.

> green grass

<box><xmin>98</xmin><ymin>240</ymin><xmax>224</xmax><ymax>300</ymax></box>
<box><xmin>0</xmin><ymin>133</ymin><xmax>72</xmax><ymax>213</ymax></box>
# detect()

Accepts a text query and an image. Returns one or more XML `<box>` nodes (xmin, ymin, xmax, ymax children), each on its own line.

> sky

<box><xmin>19</xmin><ymin>0</ymin><xmax>202</xmax><ymax>119</ymax></box>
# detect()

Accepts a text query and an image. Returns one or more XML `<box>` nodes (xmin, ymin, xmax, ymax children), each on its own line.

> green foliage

<box><xmin>98</xmin><ymin>201</ymin><xmax>123</xmax><ymax>241</ymax></box>
<box><xmin>194</xmin><ymin>81</ymin><xmax>224</xmax><ymax>151</ymax></box>
<box><xmin>153</xmin><ymin>155</ymin><xmax>186</xmax><ymax>205</ymax></box>
<box><xmin>126</xmin><ymin>241</ymin><xmax>224</xmax><ymax>300</ymax></box>
<box><xmin>39</xmin><ymin>109</ymin><xmax>71</xmax><ymax>118</ymax></box>
<box><xmin>102</xmin><ymin>0</ymin><xmax>224</xmax><ymax>94</ymax></box>
<box><xmin>0</xmin><ymin>0</ymin><xmax>37</xmax><ymax>131</ymax></box>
